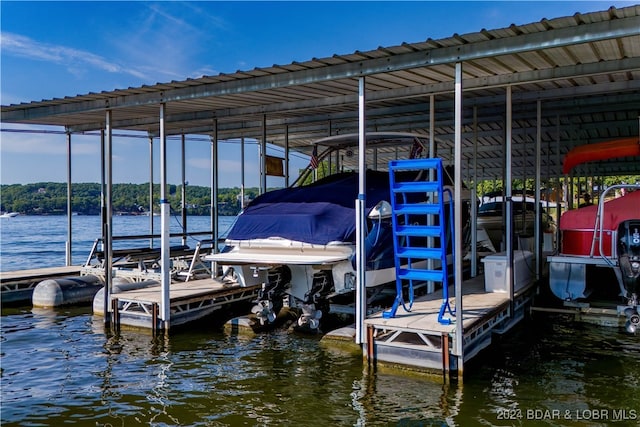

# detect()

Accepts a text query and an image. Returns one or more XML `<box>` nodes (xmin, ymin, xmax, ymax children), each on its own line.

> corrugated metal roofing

<box><xmin>2</xmin><ymin>5</ymin><xmax>640</xmax><ymax>178</ymax></box>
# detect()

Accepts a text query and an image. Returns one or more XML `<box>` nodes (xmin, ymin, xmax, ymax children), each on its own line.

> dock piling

<box><xmin>111</xmin><ymin>297</ymin><xmax>120</xmax><ymax>331</ymax></box>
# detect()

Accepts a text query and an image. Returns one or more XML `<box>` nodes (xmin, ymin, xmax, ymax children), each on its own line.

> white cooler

<box><xmin>481</xmin><ymin>250</ymin><xmax>534</xmax><ymax>293</ymax></box>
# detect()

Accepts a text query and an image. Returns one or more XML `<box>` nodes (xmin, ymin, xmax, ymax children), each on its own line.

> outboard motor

<box><xmin>617</xmin><ymin>220</ymin><xmax>640</xmax><ymax>333</ymax></box>
<box><xmin>251</xmin><ymin>266</ymin><xmax>291</xmax><ymax>326</ymax></box>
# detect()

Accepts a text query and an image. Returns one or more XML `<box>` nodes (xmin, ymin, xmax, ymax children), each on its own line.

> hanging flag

<box><xmin>310</xmin><ymin>145</ymin><xmax>319</xmax><ymax>169</ymax></box>
<box><xmin>265</xmin><ymin>155</ymin><xmax>284</xmax><ymax>177</ymax></box>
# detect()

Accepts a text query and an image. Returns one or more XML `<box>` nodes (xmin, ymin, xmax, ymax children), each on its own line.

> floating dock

<box><xmin>99</xmin><ymin>278</ymin><xmax>262</xmax><ymax>331</ymax></box>
<box><xmin>1</xmin><ymin>266</ymin><xmax>83</xmax><ymax>304</ymax></box>
<box><xmin>325</xmin><ymin>274</ymin><xmax>536</xmax><ymax>380</ymax></box>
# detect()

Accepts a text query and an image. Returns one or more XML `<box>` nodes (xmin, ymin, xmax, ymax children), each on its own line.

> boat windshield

<box><xmin>292</xmin><ymin>132</ymin><xmax>430</xmax><ymax>187</ymax></box>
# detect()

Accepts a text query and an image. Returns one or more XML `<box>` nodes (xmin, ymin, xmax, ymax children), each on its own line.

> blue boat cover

<box><xmin>227</xmin><ymin>171</ymin><xmax>394</xmax><ymax>245</ymax></box>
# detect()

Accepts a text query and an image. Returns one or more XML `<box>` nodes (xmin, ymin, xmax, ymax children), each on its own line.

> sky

<box><xmin>1</xmin><ymin>0</ymin><xmax>636</xmax><ymax>188</ymax></box>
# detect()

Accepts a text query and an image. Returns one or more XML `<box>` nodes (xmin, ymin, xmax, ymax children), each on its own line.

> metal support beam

<box><xmin>261</xmin><ymin>115</ymin><xmax>267</xmax><ymax>194</ymax></box>
<box><xmin>104</xmin><ymin>111</ymin><xmax>113</xmax><ymax>327</ymax></box>
<box><xmin>181</xmin><ymin>134</ymin><xmax>187</xmax><ymax>246</ymax></box>
<box><xmin>159</xmin><ymin>103</ymin><xmax>171</xmax><ymax>329</ymax></box>
<box><xmin>65</xmin><ymin>131</ymin><xmax>72</xmax><ymax>266</ymax></box>
<box><xmin>284</xmin><ymin>125</ymin><xmax>290</xmax><ymax>187</ymax></box>
<box><xmin>471</xmin><ymin>106</ymin><xmax>478</xmax><ymax>277</ymax></box>
<box><xmin>211</xmin><ymin>121</ymin><xmax>219</xmax><ymax>261</ymax></box>
<box><xmin>148</xmin><ymin>136</ymin><xmax>154</xmax><ymax>248</ymax></box>
<box><xmin>355</xmin><ymin>76</ymin><xmax>367</xmax><ymax>345</ymax></box>
<box><xmin>535</xmin><ymin>100</ymin><xmax>542</xmax><ymax>278</ymax></box>
<box><xmin>427</xmin><ymin>95</ymin><xmax>435</xmax><ymax>293</ymax></box>
<box><xmin>241</xmin><ymin>137</ymin><xmax>245</xmax><ymax>209</ymax></box>
<box><xmin>454</xmin><ymin>62</ymin><xmax>464</xmax><ymax>380</ymax></box>
<box><xmin>505</xmin><ymin>86</ymin><xmax>514</xmax><ymax>317</ymax></box>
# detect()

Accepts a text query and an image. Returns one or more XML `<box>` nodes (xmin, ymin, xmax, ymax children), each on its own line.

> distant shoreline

<box><xmin>0</xmin><ymin>182</ymin><xmax>261</xmax><ymax>217</ymax></box>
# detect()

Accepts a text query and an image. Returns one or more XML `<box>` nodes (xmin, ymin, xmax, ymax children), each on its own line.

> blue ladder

<box><xmin>382</xmin><ymin>158</ymin><xmax>455</xmax><ymax>325</ymax></box>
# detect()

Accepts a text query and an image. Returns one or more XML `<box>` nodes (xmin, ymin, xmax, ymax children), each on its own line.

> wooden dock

<box><xmin>1</xmin><ymin>266</ymin><xmax>83</xmax><ymax>304</ymax></box>
<box><xmin>362</xmin><ymin>275</ymin><xmax>536</xmax><ymax>380</ymax></box>
<box><xmin>105</xmin><ymin>279</ymin><xmax>262</xmax><ymax>330</ymax></box>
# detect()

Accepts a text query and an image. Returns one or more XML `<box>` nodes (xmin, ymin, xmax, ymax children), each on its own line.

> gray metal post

<box><xmin>535</xmin><ymin>100</ymin><xmax>542</xmax><ymax>278</ymax></box>
<box><xmin>355</xmin><ymin>76</ymin><xmax>367</xmax><ymax>345</ymax></box>
<box><xmin>454</xmin><ymin>63</ymin><xmax>464</xmax><ymax>379</ymax></box>
<box><xmin>105</xmin><ymin>111</ymin><xmax>113</xmax><ymax>326</ymax></box>
<box><xmin>427</xmin><ymin>95</ymin><xmax>435</xmax><ymax>293</ymax></box>
<box><xmin>241</xmin><ymin>137</ymin><xmax>245</xmax><ymax>209</ymax></box>
<box><xmin>284</xmin><ymin>125</ymin><xmax>290</xmax><ymax>187</ymax></box>
<box><xmin>471</xmin><ymin>106</ymin><xmax>478</xmax><ymax>277</ymax></box>
<box><xmin>261</xmin><ymin>115</ymin><xmax>267</xmax><ymax>194</ymax></box>
<box><xmin>181</xmin><ymin>134</ymin><xmax>187</xmax><ymax>246</ymax></box>
<box><xmin>505</xmin><ymin>86</ymin><xmax>514</xmax><ymax>316</ymax></box>
<box><xmin>149</xmin><ymin>136</ymin><xmax>154</xmax><ymax>248</ymax></box>
<box><xmin>555</xmin><ymin>116</ymin><xmax>562</xmax><ymax>244</ymax></box>
<box><xmin>66</xmin><ymin>131</ymin><xmax>72</xmax><ymax>266</ymax></box>
<box><xmin>211</xmin><ymin>121</ymin><xmax>219</xmax><ymax>260</ymax></box>
<box><xmin>159</xmin><ymin>103</ymin><xmax>171</xmax><ymax>329</ymax></box>
<box><xmin>100</xmin><ymin>130</ymin><xmax>106</xmax><ymax>254</ymax></box>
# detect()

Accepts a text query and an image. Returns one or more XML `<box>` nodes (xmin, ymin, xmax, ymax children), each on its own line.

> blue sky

<box><xmin>1</xmin><ymin>1</ymin><xmax>635</xmax><ymax>188</ymax></box>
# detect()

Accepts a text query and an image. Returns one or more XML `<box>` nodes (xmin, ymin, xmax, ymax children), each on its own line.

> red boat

<box><xmin>549</xmin><ymin>137</ymin><xmax>640</xmax><ymax>333</ymax></box>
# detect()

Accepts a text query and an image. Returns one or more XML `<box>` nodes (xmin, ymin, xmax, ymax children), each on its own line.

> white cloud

<box><xmin>1</xmin><ymin>32</ymin><xmax>148</xmax><ymax>81</ymax></box>
<box><xmin>0</xmin><ymin>128</ymin><xmax>99</xmax><ymax>156</ymax></box>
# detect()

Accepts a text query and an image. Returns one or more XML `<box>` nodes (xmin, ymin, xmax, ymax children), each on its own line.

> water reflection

<box><xmin>1</xmin><ymin>307</ymin><xmax>639</xmax><ymax>426</ymax></box>
<box><xmin>353</xmin><ymin>368</ymin><xmax>458</xmax><ymax>426</ymax></box>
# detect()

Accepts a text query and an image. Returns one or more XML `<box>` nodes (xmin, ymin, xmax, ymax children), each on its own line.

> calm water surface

<box><xmin>1</xmin><ymin>216</ymin><xmax>639</xmax><ymax>426</ymax></box>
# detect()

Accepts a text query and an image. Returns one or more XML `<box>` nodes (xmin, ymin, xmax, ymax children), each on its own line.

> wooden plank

<box><xmin>366</xmin><ymin>275</ymin><xmax>511</xmax><ymax>334</ymax></box>
<box><xmin>0</xmin><ymin>266</ymin><xmax>83</xmax><ymax>283</ymax></box>
<box><xmin>112</xmin><ymin>278</ymin><xmax>260</xmax><ymax>304</ymax></box>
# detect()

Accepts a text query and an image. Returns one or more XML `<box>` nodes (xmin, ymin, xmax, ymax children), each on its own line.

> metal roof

<box><xmin>2</xmin><ymin>5</ymin><xmax>640</xmax><ymax>179</ymax></box>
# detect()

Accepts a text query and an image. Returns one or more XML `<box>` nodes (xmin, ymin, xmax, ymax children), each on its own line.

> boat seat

<box><xmin>93</xmin><ymin>245</ymin><xmax>193</xmax><ymax>265</ymax></box>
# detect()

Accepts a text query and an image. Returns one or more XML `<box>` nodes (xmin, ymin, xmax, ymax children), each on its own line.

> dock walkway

<box><xmin>105</xmin><ymin>279</ymin><xmax>261</xmax><ymax>330</ymax></box>
<box><xmin>364</xmin><ymin>275</ymin><xmax>535</xmax><ymax>379</ymax></box>
<box><xmin>1</xmin><ymin>266</ymin><xmax>83</xmax><ymax>304</ymax></box>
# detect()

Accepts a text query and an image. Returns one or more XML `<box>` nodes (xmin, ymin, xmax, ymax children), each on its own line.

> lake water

<box><xmin>1</xmin><ymin>215</ymin><xmax>639</xmax><ymax>426</ymax></box>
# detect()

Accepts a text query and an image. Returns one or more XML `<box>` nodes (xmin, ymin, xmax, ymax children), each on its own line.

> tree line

<box><xmin>2</xmin><ymin>172</ymin><xmax>637</xmax><ymax>216</ymax></box>
<box><xmin>0</xmin><ymin>182</ymin><xmax>262</xmax><ymax>216</ymax></box>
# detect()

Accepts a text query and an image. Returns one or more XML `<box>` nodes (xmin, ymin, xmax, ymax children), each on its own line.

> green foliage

<box><xmin>473</xmin><ymin>175</ymin><xmax>640</xmax><ymax>198</ymax></box>
<box><xmin>298</xmin><ymin>161</ymin><xmax>335</xmax><ymax>186</ymax></box>
<box><xmin>0</xmin><ymin>182</ymin><xmax>263</xmax><ymax>216</ymax></box>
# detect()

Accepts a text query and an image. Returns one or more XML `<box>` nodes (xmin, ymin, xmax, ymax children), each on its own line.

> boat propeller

<box><xmin>297</xmin><ymin>303</ymin><xmax>323</xmax><ymax>330</ymax></box>
<box><xmin>251</xmin><ymin>300</ymin><xmax>277</xmax><ymax>325</ymax></box>
<box><xmin>624</xmin><ymin>306</ymin><xmax>640</xmax><ymax>334</ymax></box>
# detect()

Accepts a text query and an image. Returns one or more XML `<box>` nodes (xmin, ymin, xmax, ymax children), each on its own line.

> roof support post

<box><xmin>427</xmin><ymin>95</ymin><xmax>435</xmax><ymax>293</ymax></box>
<box><xmin>261</xmin><ymin>115</ymin><xmax>267</xmax><ymax>194</ymax></box>
<box><xmin>284</xmin><ymin>125</ymin><xmax>290</xmax><ymax>187</ymax></box>
<box><xmin>211</xmin><ymin>120</ymin><xmax>219</xmax><ymax>260</ymax></box>
<box><xmin>104</xmin><ymin>111</ymin><xmax>113</xmax><ymax>327</ymax></box>
<box><xmin>65</xmin><ymin>131</ymin><xmax>72</xmax><ymax>266</ymax></box>
<box><xmin>535</xmin><ymin>100</ymin><xmax>542</xmax><ymax>279</ymax></box>
<box><xmin>100</xmin><ymin>129</ymin><xmax>106</xmax><ymax>255</ymax></box>
<box><xmin>181</xmin><ymin>134</ymin><xmax>187</xmax><ymax>246</ymax></box>
<box><xmin>241</xmin><ymin>137</ymin><xmax>245</xmax><ymax>208</ymax></box>
<box><xmin>554</xmin><ymin>116</ymin><xmax>562</xmax><ymax>244</ymax></box>
<box><xmin>505</xmin><ymin>86</ymin><xmax>514</xmax><ymax>317</ymax></box>
<box><xmin>148</xmin><ymin>135</ymin><xmax>154</xmax><ymax>248</ymax></box>
<box><xmin>355</xmin><ymin>76</ymin><xmax>367</xmax><ymax>345</ymax></box>
<box><xmin>471</xmin><ymin>106</ymin><xmax>478</xmax><ymax>277</ymax></box>
<box><xmin>454</xmin><ymin>62</ymin><xmax>464</xmax><ymax>380</ymax></box>
<box><xmin>159</xmin><ymin>103</ymin><xmax>171</xmax><ymax>329</ymax></box>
